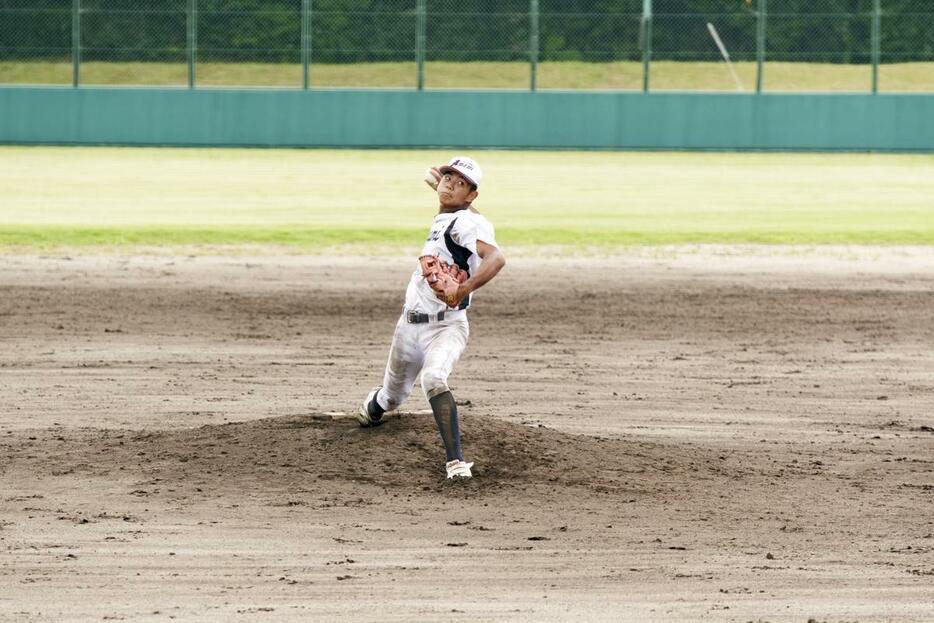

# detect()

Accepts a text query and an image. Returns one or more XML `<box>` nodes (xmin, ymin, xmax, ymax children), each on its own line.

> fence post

<box><xmin>71</xmin><ymin>0</ymin><xmax>80</xmax><ymax>87</ymax></box>
<box><xmin>641</xmin><ymin>0</ymin><xmax>652</xmax><ymax>92</ymax></box>
<box><xmin>756</xmin><ymin>0</ymin><xmax>766</xmax><ymax>93</ymax></box>
<box><xmin>871</xmin><ymin>0</ymin><xmax>880</xmax><ymax>93</ymax></box>
<box><xmin>302</xmin><ymin>0</ymin><xmax>312</xmax><ymax>88</ymax></box>
<box><xmin>416</xmin><ymin>0</ymin><xmax>426</xmax><ymax>90</ymax></box>
<box><xmin>187</xmin><ymin>0</ymin><xmax>197</xmax><ymax>88</ymax></box>
<box><xmin>530</xmin><ymin>0</ymin><xmax>539</xmax><ymax>91</ymax></box>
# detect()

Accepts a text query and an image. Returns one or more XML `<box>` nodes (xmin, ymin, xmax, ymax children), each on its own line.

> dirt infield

<box><xmin>1</xmin><ymin>250</ymin><xmax>933</xmax><ymax>622</ymax></box>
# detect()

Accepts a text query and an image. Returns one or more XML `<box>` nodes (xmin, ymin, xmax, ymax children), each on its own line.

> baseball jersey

<box><xmin>404</xmin><ymin>209</ymin><xmax>498</xmax><ymax>313</ymax></box>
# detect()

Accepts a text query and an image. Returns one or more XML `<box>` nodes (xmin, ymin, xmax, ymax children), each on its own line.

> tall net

<box><xmin>652</xmin><ymin>0</ymin><xmax>759</xmax><ymax>91</ymax></box>
<box><xmin>880</xmin><ymin>0</ymin><xmax>934</xmax><ymax>91</ymax></box>
<box><xmin>539</xmin><ymin>0</ymin><xmax>644</xmax><ymax>90</ymax></box>
<box><xmin>1</xmin><ymin>0</ymin><xmax>932</xmax><ymax>91</ymax></box>
<box><xmin>196</xmin><ymin>0</ymin><xmax>301</xmax><ymax>87</ymax></box>
<box><xmin>81</xmin><ymin>0</ymin><xmax>187</xmax><ymax>86</ymax></box>
<box><xmin>0</xmin><ymin>0</ymin><xmax>72</xmax><ymax>84</ymax></box>
<box><xmin>311</xmin><ymin>0</ymin><xmax>416</xmax><ymax>88</ymax></box>
<box><xmin>763</xmin><ymin>0</ymin><xmax>872</xmax><ymax>92</ymax></box>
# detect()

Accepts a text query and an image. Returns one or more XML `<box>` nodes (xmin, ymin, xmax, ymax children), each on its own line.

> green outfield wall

<box><xmin>2</xmin><ymin>87</ymin><xmax>933</xmax><ymax>151</ymax></box>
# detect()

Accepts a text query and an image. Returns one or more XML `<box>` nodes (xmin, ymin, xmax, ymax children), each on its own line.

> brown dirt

<box><xmin>1</xmin><ymin>252</ymin><xmax>933</xmax><ymax>622</ymax></box>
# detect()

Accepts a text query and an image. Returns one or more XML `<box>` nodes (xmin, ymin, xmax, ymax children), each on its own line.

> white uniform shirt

<box><xmin>404</xmin><ymin>209</ymin><xmax>498</xmax><ymax>313</ymax></box>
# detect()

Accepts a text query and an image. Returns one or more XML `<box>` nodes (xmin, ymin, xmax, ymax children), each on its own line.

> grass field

<box><xmin>2</xmin><ymin>60</ymin><xmax>934</xmax><ymax>92</ymax></box>
<box><xmin>1</xmin><ymin>147</ymin><xmax>932</xmax><ymax>250</ymax></box>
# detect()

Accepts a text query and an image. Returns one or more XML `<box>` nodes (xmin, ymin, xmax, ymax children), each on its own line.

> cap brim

<box><xmin>439</xmin><ymin>166</ymin><xmax>479</xmax><ymax>188</ymax></box>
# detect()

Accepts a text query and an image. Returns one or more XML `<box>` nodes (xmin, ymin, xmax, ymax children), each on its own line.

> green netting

<box><xmin>0</xmin><ymin>0</ymin><xmax>931</xmax><ymax>91</ymax></box>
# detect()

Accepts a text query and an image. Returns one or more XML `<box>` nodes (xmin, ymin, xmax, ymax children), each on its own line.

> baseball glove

<box><xmin>419</xmin><ymin>255</ymin><xmax>468</xmax><ymax>308</ymax></box>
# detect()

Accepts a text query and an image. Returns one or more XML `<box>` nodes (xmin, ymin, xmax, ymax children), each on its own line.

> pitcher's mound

<box><xmin>8</xmin><ymin>413</ymin><xmax>702</xmax><ymax>501</ymax></box>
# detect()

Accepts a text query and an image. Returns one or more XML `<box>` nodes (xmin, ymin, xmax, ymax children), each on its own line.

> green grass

<box><xmin>1</xmin><ymin>147</ymin><xmax>932</xmax><ymax>250</ymax></box>
<box><xmin>2</xmin><ymin>60</ymin><xmax>934</xmax><ymax>91</ymax></box>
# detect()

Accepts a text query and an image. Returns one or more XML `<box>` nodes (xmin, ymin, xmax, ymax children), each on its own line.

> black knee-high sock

<box><xmin>429</xmin><ymin>390</ymin><xmax>462</xmax><ymax>462</ymax></box>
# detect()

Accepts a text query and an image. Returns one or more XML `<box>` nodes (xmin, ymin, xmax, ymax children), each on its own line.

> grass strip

<box><xmin>3</xmin><ymin>225</ymin><xmax>933</xmax><ymax>249</ymax></box>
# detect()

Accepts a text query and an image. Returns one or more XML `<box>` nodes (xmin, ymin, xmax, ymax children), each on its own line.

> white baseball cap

<box><xmin>439</xmin><ymin>156</ymin><xmax>483</xmax><ymax>188</ymax></box>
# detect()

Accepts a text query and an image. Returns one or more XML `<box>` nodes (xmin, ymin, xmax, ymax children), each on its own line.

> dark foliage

<box><xmin>1</xmin><ymin>0</ymin><xmax>931</xmax><ymax>63</ymax></box>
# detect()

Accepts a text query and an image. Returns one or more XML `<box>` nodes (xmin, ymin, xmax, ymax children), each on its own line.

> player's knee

<box><xmin>420</xmin><ymin>367</ymin><xmax>449</xmax><ymax>400</ymax></box>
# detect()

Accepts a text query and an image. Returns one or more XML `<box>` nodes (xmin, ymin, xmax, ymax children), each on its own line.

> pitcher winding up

<box><xmin>356</xmin><ymin>156</ymin><xmax>506</xmax><ymax>480</ymax></box>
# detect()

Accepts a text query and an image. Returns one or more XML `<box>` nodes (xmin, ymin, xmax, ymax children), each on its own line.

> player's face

<box><xmin>438</xmin><ymin>172</ymin><xmax>478</xmax><ymax>207</ymax></box>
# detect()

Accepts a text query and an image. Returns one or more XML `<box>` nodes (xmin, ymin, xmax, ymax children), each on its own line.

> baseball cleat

<box><xmin>446</xmin><ymin>459</ymin><xmax>474</xmax><ymax>479</ymax></box>
<box><xmin>357</xmin><ymin>386</ymin><xmax>384</xmax><ymax>427</ymax></box>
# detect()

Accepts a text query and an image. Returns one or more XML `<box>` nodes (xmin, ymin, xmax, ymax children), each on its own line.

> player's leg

<box><xmin>420</xmin><ymin>319</ymin><xmax>470</xmax><ymax>474</ymax></box>
<box><xmin>378</xmin><ymin>320</ymin><xmax>425</xmax><ymax>413</ymax></box>
<box><xmin>358</xmin><ymin>317</ymin><xmax>424</xmax><ymax>427</ymax></box>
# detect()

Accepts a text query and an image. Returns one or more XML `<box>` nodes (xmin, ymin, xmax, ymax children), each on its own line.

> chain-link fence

<box><xmin>1</xmin><ymin>0</ymin><xmax>932</xmax><ymax>91</ymax></box>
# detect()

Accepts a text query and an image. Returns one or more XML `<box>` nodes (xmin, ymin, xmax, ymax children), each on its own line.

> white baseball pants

<box><xmin>375</xmin><ymin>312</ymin><xmax>469</xmax><ymax>411</ymax></box>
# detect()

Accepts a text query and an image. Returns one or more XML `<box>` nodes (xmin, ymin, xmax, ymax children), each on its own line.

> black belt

<box><xmin>406</xmin><ymin>309</ymin><xmax>448</xmax><ymax>324</ymax></box>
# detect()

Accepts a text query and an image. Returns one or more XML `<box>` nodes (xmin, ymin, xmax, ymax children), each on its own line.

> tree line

<box><xmin>2</xmin><ymin>0</ymin><xmax>931</xmax><ymax>63</ymax></box>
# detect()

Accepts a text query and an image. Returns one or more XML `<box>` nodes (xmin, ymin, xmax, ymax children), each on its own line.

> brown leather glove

<box><xmin>419</xmin><ymin>255</ymin><xmax>468</xmax><ymax>308</ymax></box>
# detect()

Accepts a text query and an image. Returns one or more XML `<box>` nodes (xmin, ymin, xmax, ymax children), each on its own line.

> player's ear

<box><xmin>466</xmin><ymin>189</ymin><xmax>478</xmax><ymax>203</ymax></box>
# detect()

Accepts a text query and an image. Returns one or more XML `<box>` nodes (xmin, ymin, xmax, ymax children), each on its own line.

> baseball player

<box><xmin>357</xmin><ymin>156</ymin><xmax>506</xmax><ymax>480</ymax></box>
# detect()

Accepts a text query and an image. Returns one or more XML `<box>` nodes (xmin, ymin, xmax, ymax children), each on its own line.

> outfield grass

<box><xmin>0</xmin><ymin>147</ymin><xmax>932</xmax><ymax>249</ymax></box>
<box><xmin>2</xmin><ymin>60</ymin><xmax>934</xmax><ymax>92</ymax></box>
